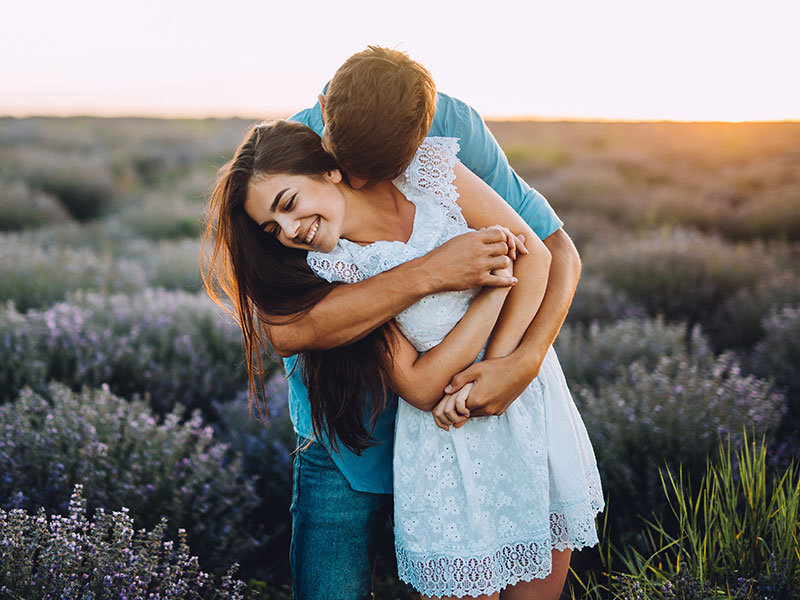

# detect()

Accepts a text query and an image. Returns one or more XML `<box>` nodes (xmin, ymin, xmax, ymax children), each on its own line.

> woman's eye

<box><xmin>285</xmin><ymin>194</ymin><xmax>296</xmax><ymax>211</ymax></box>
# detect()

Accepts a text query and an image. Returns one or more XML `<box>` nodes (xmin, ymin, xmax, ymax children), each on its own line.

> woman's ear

<box><xmin>326</xmin><ymin>169</ymin><xmax>342</xmax><ymax>184</ymax></box>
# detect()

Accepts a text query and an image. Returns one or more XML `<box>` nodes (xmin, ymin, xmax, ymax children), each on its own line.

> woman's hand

<box><xmin>432</xmin><ymin>382</ymin><xmax>474</xmax><ymax>430</ymax></box>
<box><xmin>481</xmin><ymin>225</ymin><xmax>526</xmax><ymax>281</ymax></box>
<box><xmin>481</xmin><ymin>224</ymin><xmax>527</xmax><ymax>261</ymax></box>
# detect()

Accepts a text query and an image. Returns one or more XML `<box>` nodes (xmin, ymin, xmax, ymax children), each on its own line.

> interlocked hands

<box><xmin>431</xmin><ymin>224</ymin><xmax>526</xmax><ymax>430</ymax></box>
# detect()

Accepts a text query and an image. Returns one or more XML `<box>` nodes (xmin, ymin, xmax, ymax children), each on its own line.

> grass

<box><xmin>567</xmin><ymin>434</ymin><xmax>800</xmax><ymax>599</ymax></box>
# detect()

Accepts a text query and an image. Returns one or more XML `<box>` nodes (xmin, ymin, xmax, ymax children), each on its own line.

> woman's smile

<box><xmin>304</xmin><ymin>217</ymin><xmax>320</xmax><ymax>245</ymax></box>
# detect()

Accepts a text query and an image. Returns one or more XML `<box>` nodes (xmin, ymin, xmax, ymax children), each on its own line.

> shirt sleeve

<box><xmin>288</xmin><ymin>90</ymin><xmax>326</xmax><ymax>137</ymax></box>
<box><xmin>434</xmin><ymin>93</ymin><xmax>563</xmax><ymax>240</ymax></box>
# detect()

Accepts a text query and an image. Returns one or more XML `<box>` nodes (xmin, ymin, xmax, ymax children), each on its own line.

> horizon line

<box><xmin>2</xmin><ymin>112</ymin><xmax>799</xmax><ymax>125</ymax></box>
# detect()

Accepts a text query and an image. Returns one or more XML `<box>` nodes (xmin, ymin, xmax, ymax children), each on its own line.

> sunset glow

<box><xmin>2</xmin><ymin>0</ymin><xmax>798</xmax><ymax>122</ymax></box>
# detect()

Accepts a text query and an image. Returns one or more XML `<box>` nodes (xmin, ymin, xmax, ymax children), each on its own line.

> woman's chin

<box><xmin>317</xmin><ymin>239</ymin><xmax>338</xmax><ymax>253</ymax></box>
<box><xmin>308</xmin><ymin>233</ymin><xmax>334</xmax><ymax>253</ymax></box>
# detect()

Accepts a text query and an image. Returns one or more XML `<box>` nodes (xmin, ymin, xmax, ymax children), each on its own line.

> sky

<box><xmin>2</xmin><ymin>0</ymin><xmax>799</xmax><ymax>121</ymax></box>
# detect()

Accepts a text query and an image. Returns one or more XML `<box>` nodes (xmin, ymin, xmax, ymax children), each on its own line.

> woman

<box><xmin>204</xmin><ymin>120</ymin><xmax>603</xmax><ymax>599</ymax></box>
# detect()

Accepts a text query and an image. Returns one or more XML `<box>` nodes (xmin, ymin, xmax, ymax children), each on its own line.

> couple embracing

<box><xmin>204</xmin><ymin>46</ymin><xmax>604</xmax><ymax>600</ymax></box>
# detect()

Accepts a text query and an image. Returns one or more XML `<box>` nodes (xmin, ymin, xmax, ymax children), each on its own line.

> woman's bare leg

<box><xmin>499</xmin><ymin>549</ymin><xmax>572</xmax><ymax>600</ymax></box>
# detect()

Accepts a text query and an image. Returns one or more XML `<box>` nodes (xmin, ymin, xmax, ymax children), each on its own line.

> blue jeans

<box><xmin>290</xmin><ymin>436</ymin><xmax>392</xmax><ymax>600</ymax></box>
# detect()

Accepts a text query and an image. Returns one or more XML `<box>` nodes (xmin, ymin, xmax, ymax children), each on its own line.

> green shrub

<box><xmin>575</xmin><ymin>353</ymin><xmax>783</xmax><ymax>539</ymax></box>
<box><xmin>0</xmin><ymin>306</ymin><xmax>46</xmax><ymax>401</ymax></box>
<box><xmin>565</xmin><ymin>274</ymin><xmax>646</xmax><ymax>325</ymax></box>
<box><xmin>557</xmin><ymin>210</ymin><xmax>630</xmax><ymax>252</ymax></box>
<box><xmin>0</xmin><ymin>220</ymin><xmax>134</xmax><ymax>254</ymax></box>
<box><xmin>719</xmin><ymin>183</ymin><xmax>800</xmax><ymax>242</ymax></box>
<box><xmin>707</xmin><ymin>271</ymin><xmax>800</xmax><ymax>351</ymax></box>
<box><xmin>0</xmin><ymin>289</ymin><xmax>251</xmax><ymax>415</ymax></box>
<box><xmin>541</xmin><ymin>163</ymin><xmax>642</xmax><ymax>227</ymax></box>
<box><xmin>123</xmin><ymin>238</ymin><xmax>205</xmax><ymax>292</ymax></box>
<box><xmin>752</xmin><ymin>306</ymin><xmax>800</xmax><ymax>414</ymax></box>
<box><xmin>0</xmin><ymin>180</ymin><xmax>71</xmax><ymax>231</ymax></box>
<box><xmin>0</xmin><ymin>238</ymin><xmax>147</xmax><ymax>310</ymax></box>
<box><xmin>583</xmin><ymin>230</ymin><xmax>779</xmax><ymax>328</ymax></box>
<box><xmin>0</xmin><ymin>383</ymin><xmax>260</xmax><ymax>579</ymax></box>
<box><xmin>0</xmin><ymin>484</ymin><xmax>253</xmax><ymax>599</ymax></box>
<box><xmin>28</xmin><ymin>162</ymin><xmax>116</xmax><ymax>221</ymax></box>
<box><xmin>119</xmin><ymin>193</ymin><xmax>203</xmax><ymax>240</ymax></box>
<box><xmin>556</xmin><ymin>318</ymin><xmax>710</xmax><ymax>388</ymax></box>
<box><xmin>212</xmin><ymin>374</ymin><xmax>295</xmax><ymax>585</ymax></box>
<box><xmin>0</xmin><ymin>231</ymin><xmax>206</xmax><ymax>306</ymax></box>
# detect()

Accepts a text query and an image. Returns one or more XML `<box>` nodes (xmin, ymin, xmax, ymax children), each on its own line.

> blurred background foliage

<box><xmin>0</xmin><ymin>117</ymin><xmax>797</xmax><ymax>598</ymax></box>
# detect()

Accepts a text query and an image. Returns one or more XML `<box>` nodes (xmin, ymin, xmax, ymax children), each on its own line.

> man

<box><xmin>270</xmin><ymin>47</ymin><xmax>581</xmax><ymax>599</ymax></box>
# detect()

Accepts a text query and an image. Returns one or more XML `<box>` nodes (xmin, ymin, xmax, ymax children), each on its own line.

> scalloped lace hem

<box><xmin>396</xmin><ymin>503</ymin><xmax>603</xmax><ymax>598</ymax></box>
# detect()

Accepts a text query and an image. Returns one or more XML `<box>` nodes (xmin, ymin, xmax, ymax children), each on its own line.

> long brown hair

<box><xmin>202</xmin><ymin>120</ymin><xmax>394</xmax><ymax>454</ymax></box>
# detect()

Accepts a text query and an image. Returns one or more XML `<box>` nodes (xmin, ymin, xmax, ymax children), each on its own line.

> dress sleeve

<box><xmin>432</xmin><ymin>93</ymin><xmax>563</xmax><ymax>240</ymax></box>
<box><xmin>306</xmin><ymin>246</ymin><xmax>366</xmax><ymax>284</ymax></box>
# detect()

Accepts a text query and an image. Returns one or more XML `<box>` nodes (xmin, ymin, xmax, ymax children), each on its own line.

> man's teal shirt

<box><xmin>284</xmin><ymin>92</ymin><xmax>563</xmax><ymax>494</ymax></box>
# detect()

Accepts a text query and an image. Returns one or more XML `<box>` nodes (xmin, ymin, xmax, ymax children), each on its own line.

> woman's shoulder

<box><xmin>397</xmin><ymin>136</ymin><xmax>461</xmax><ymax>203</ymax></box>
<box><xmin>414</xmin><ymin>136</ymin><xmax>461</xmax><ymax>170</ymax></box>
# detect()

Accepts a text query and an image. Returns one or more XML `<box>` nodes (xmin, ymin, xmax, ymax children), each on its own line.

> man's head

<box><xmin>321</xmin><ymin>46</ymin><xmax>437</xmax><ymax>184</ymax></box>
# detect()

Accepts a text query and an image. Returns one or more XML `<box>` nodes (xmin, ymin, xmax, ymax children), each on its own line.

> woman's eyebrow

<box><xmin>259</xmin><ymin>188</ymin><xmax>290</xmax><ymax>229</ymax></box>
<box><xmin>270</xmin><ymin>188</ymin><xmax>290</xmax><ymax>213</ymax></box>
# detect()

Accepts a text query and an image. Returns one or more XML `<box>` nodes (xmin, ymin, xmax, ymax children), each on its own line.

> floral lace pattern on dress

<box><xmin>305</xmin><ymin>252</ymin><xmax>366</xmax><ymax>284</ymax></box>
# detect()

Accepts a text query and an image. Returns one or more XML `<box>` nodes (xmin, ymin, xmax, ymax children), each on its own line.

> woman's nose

<box><xmin>276</xmin><ymin>215</ymin><xmax>301</xmax><ymax>239</ymax></box>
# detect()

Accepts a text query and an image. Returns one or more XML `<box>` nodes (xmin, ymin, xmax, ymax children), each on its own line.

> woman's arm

<box><xmin>386</xmin><ymin>248</ymin><xmax>512</xmax><ymax>411</ymax></box>
<box><xmin>453</xmin><ymin>162</ymin><xmax>552</xmax><ymax>359</ymax></box>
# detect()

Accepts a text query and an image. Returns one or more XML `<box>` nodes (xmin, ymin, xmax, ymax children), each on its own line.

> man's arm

<box><xmin>265</xmin><ymin>228</ymin><xmax>519</xmax><ymax>357</ymax></box>
<box><xmin>447</xmin><ymin>228</ymin><xmax>581</xmax><ymax>415</ymax></box>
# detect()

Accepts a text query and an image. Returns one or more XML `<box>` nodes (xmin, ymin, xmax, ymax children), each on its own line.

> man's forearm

<box><xmin>511</xmin><ymin>228</ymin><xmax>581</xmax><ymax>374</ymax></box>
<box><xmin>266</xmin><ymin>258</ymin><xmax>431</xmax><ymax>357</ymax></box>
<box><xmin>265</xmin><ymin>228</ymin><xmax>519</xmax><ymax>357</ymax></box>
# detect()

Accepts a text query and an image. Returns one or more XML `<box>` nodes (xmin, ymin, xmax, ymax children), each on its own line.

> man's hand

<box><xmin>416</xmin><ymin>228</ymin><xmax>526</xmax><ymax>292</ymax></box>
<box><xmin>444</xmin><ymin>352</ymin><xmax>545</xmax><ymax>416</ymax></box>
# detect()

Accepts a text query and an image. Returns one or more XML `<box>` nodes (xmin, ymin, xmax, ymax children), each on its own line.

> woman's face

<box><xmin>244</xmin><ymin>170</ymin><xmax>346</xmax><ymax>253</ymax></box>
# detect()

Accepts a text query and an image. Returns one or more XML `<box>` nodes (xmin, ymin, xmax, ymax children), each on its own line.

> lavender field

<box><xmin>0</xmin><ymin>117</ymin><xmax>798</xmax><ymax>598</ymax></box>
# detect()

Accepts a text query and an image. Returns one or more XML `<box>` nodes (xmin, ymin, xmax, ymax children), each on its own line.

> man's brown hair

<box><xmin>323</xmin><ymin>46</ymin><xmax>437</xmax><ymax>181</ymax></box>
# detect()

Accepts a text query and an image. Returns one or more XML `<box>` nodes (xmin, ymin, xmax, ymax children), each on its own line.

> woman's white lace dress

<box><xmin>307</xmin><ymin>137</ymin><xmax>604</xmax><ymax>598</ymax></box>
